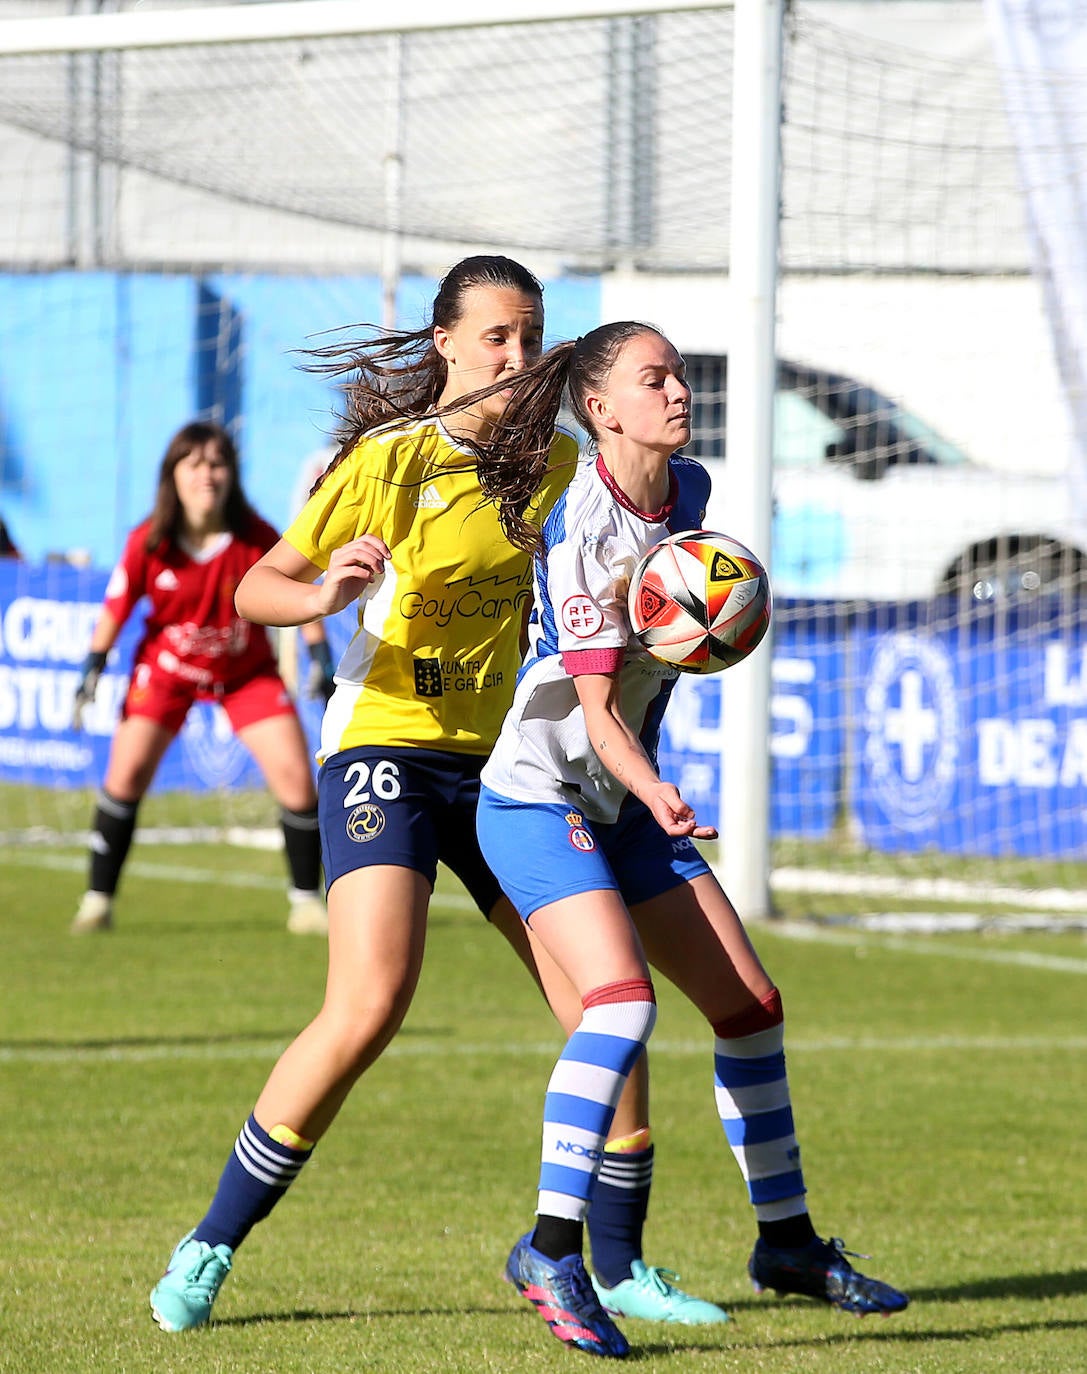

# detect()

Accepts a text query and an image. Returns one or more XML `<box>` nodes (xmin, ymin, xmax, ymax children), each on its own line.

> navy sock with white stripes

<box><xmin>194</xmin><ymin>1114</ymin><xmax>314</xmax><ymax>1252</ymax></box>
<box><xmin>587</xmin><ymin>1140</ymin><xmax>654</xmax><ymax>1288</ymax></box>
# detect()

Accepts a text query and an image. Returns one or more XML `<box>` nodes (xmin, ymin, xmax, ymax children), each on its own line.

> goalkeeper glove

<box><xmin>305</xmin><ymin>639</ymin><xmax>337</xmax><ymax>704</ymax></box>
<box><xmin>72</xmin><ymin>650</ymin><xmax>108</xmax><ymax>729</ymax></box>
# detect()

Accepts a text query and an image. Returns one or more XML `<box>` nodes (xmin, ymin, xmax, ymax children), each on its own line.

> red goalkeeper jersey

<box><xmin>103</xmin><ymin>514</ymin><xmax>279</xmax><ymax>690</ymax></box>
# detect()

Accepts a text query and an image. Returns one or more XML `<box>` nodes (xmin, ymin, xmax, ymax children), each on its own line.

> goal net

<box><xmin>1</xmin><ymin>0</ymin><xmax>1085</xmax><ymax>918</ymax></box>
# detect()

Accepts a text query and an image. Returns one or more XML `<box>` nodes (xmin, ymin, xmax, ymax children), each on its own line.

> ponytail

<box><xmin>472</xmin><ymin>342</ymin><xmax>579</xmax><ymax>550</ymax></box>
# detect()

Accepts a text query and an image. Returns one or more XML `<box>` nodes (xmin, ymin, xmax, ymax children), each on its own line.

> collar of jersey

<box><xmin>594</xmin><ymin>455</ymin><xmax>677</xmax><ymax>523</ymax></box>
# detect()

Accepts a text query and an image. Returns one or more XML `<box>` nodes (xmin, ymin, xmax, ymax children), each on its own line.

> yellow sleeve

<box><xmin>282</xmin><ymin>438</ymin><xmax>387</xmax><ymax>570</ymax></box>
<box><xmin>526</xmin><ymin>429</ymin><xmax>580</xmax><ymax>528</ymax></box>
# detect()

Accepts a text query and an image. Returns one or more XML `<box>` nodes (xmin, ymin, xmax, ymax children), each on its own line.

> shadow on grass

<box><xmin>721</xmin><ymin>1266</ymin><xmax>1087</xmax><ymax>1314</ymax></box>
<box><xmin>907</xmin><ymin>1269</ymin><xmax>1087</xmax><ymax>1302</ymax></box>
<box><xmin>0</xmin><ymin>1023</ymin><xmax>447</xmax><ymax>1056</ymax></box>
<box><xmin>211</xmin><ymin>1276</ymin><xmax>1087</xmax><ymax>1350</ymax></box>
<box><xmin>718</xmin><ymin>1317</ymin><xmax>1087</xmax><ymax>1354</ymax></box>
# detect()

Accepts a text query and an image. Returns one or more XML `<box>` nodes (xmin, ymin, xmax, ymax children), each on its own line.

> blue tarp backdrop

<box><xmin>2</xmin><ymin>561</ymin><xmax>1084</xmax><ymax>857</ymax></box>
<box><xmin>0</xmin><ymin>270</ymin><xmax>602</xmax><ymax>569</ymax></box>
<box><xmin>0</xmin><ymin>561</ymin><xmax>344</xmax><ymax>795</ymax></box>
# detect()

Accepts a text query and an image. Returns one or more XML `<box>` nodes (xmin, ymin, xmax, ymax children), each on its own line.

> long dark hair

<box><xmin>303</xmin><ymin>255</ymin><xmax>545</xmax><ymax>495</ymax></box>
<box><xmin>145</xmin><ymin>420</ymin><xmax>257</xmax><ymax>552</ymax></box>
<box><xmin>465</xmin><ymin>321</ymin><xmax>663</xmax><ymax>550</ymax></box>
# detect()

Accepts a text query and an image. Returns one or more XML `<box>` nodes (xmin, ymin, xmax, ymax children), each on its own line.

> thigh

<box><xmin>324</xmin><ymin>863</ymin><xmax>431</xmax><ymax>1019</ymax></box>
<box><xmin>632</xmin><ymin>871</ymin><xmax>774</xmax><ymax>1023</ymax></box>
<box><xmin>477</xmin><ymin>789</ymin><xmax>646</xmax><ymax>998</ymax></box>
<box><xmin>490</xmin><ymin>895</ymin><xmax>582</xmax><ymax>1031</ymax></box>
<box><xmin>253</xmin><ymin>863</ymin><xmax>431</xmax><ymax>1137</ymax></box>
<box><xmin>530</xmin><ymin>887</ymin><xmax>649</xmax><ymax>1002</ymax></box>
<box><xmin>236</xmin><ymin>707</ymin><xmax>317</xmax><ymax>812</ymax></box>
<box><xmin>102</xmin><ymin>712</ymin><xmax>177</xmax><ymax>798</ymax></box>
<box><xmin>490</xmin><ymin>894</ymin><xmax>652</xmax><ymax>1129</ymax></box>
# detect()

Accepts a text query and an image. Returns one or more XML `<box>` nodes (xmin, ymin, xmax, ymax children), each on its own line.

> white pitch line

<box><xmin>8</xmin><ymin>831</ymin><xmax>1087</xmax><ymax>913</ymax></box>
<box><xmin>2</xmin><ymin>847</ymin><xmax>285</xmax><ymax>890</ymax></box>
<box><xmin>766</xmin><ymin>918</ymin><xmax>1087</xmax><ymax>975</ymax></box>
<box><xmin>773</xmin><ymin>865</ymin><xmax>1087</xmax><ymax>914</ymax></box>
<box><xmin>7</xmin><ymin>851</ymin><xmax>1087</xmax><ymax>969</ymax></box>
<box><xmin>2</xmin><ymin>1032</ymin><xmax>1085</xmax><ymax>1067</ymax></box>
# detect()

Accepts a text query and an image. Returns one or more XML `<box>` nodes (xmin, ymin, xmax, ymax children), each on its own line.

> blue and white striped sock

<box><xmin>712</xmin><ymin>989</ymin><xmax>808</xmax><ymax>1222</ymax></box>
<box><xmin>537</xmin><ymin>979</ymin><xmax>657</xmax><ymax>1225</ymax></box>
<box><xmin>194</xmin><ymin>1114</ymin><xmax>314</xmax><ymax>1251</ymax></box>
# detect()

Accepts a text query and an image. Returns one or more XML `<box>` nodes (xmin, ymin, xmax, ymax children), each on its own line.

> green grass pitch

<box><xmin>2</xmin><ymin>836</ymin><xmax>1086</xmax><ymax>1372</ymax></box>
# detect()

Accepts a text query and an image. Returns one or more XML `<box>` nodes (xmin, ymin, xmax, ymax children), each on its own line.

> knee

<box><xmin>321</xmin><ymin>983</ymin><xmax>416</xmax><ymax>1076</ymax></box>
<box><xmin>103</xmin><ymin>762</ymin><xmax>155</xmax><ymax>799</ymax></box>
<box><xmin>582</xmin><ymin>977</ymin><xmax>658</xmax><ymax>1047</ymax></box>
<box><xmin>276</xmin><ymin>777</ymin><xmax>319</xmax><ymax>813</ymax></box>
<box><xmin>711</xmin><ymin>987</ymin><xmax>783</xmax><ymax>1040</ymax></box>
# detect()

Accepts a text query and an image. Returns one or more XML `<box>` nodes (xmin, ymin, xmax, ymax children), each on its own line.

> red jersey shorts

<box><xmin>122</xmin><ymin>658</ymin><xmax>298</xmax><ymax>735</ymax></box>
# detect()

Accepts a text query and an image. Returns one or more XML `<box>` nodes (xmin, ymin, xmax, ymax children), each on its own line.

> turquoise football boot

<box><xmin>149</xmin><ymin>1230</ymin><xmax>233</xmax><ymax>1331</ymax></box>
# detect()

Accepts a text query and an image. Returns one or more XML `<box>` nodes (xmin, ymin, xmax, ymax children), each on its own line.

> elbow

<box><xmin>234</xmin><ymin>568</ymin><xmax>259</xmax><ymax>622</ymax></box>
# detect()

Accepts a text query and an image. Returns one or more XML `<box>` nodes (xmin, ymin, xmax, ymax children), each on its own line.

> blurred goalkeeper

<box><xmin>70</xmin><ymin>419</ymin><xmax>333</xmax><ymax>937</ymax></box>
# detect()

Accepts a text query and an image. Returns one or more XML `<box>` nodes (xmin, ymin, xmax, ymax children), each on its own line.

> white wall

<box><xmin>599</xmin><ymin>270</ymin><xmax>1072</xmax><ymax>477</ymax></box>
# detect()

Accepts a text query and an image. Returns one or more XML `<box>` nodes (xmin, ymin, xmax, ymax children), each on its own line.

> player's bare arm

<box><xmin>236</xmin><ymin>535</ymin><xmax>389</xmax><ymax>625</ymax></box>
<box><xmin>323</xmin><ymin>536</ymin><xmax>390</xmax><ymax>614</ymax></box>
<box><xmin>574</xmin><ymin>672</ymin><xmax>716</xmax><ymax>840</ymax></box>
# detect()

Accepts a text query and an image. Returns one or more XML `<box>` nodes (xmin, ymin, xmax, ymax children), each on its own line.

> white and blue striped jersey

<box><xmin>480</xmin><ymin>452</ymin><xmax>711</xmax><ymax>824</ymax></box>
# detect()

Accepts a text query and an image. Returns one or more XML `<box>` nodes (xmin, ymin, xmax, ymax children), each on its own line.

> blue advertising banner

<box><xmin>850</xmin><ymin>605</ymin><xmax>1087</xmax><ymax>858</ymax></box>
<box><xmin>0</xmin><ymin>561</ymin><xmax>313</xmax><ymax>795</ymax></box>
<box><xmin>656</xmin><ymin>615</ymin><xmax>843</xmax><ymax>840</ymax></box>
<box><xmin>4</xmin><ymin>557</ymin><xmax>1086</xmax><ymax>859</ymax></box>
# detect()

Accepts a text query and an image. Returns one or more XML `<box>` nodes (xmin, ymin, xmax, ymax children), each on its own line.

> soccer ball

<box><xmin>627</xmin><ymin>530</ymin><xmax>772</xmax><ymax>674</ymax></box>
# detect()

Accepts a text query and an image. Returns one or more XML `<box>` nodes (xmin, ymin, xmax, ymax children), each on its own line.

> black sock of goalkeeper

<box><xmin>88</xmin><ymin>791</ymin><xmax>139</xmax><ymax>895</ymax></box>
<box><xmin>281</xmin><ymin>805</ymin><xmax>321</xmax><ymax>892</ymax></box>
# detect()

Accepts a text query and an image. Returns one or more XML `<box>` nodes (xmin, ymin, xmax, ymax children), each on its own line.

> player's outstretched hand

<box><xmin>646</xmin><ymin>781</ymin><xmax>718</xmax><ymax>841</ymax></box>
<box><xmin>319</xmin><ymin>536</ymin><xmax>391</xmax><ymax>616</ymax></box>
<box><xmin>72</xmin><ymin>650</ymin><xmax>107</xmax><ymax>730</ymax></box>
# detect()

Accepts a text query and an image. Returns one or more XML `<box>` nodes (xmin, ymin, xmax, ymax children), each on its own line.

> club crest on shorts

<box><xmin>347</xmin><ymin>803</ymin><xmax>385</xmax><ymax>843</ymax></box>
<box><xmin>566</xmin><ymin>816</ymin><xmax>596</xmax><ymax>853</ymax></box>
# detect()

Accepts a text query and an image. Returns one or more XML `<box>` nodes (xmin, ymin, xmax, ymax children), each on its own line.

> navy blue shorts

<box><xmin>318</xmin><ymin>746</ymin><xmax>501</xmax><ymax>916</ymax></box>
<box><xmin>476</xmin><ymin>786</ymin><xmax>711</xmax><ymax>923</ymax></box>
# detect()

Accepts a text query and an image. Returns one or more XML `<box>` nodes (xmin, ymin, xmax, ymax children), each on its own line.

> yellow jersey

<box><xmin>284</xmin><ymin>417</ymin><xmax>578</xmax><ymax>761</ymax></box>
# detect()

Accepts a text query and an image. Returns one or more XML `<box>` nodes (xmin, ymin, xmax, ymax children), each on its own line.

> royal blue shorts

<box><xmin>318</xmin><ymin>746</ymin><xmax>501</xmax><ymax>915</ymax></box>
<box><xmin>476</xmin><ymin>786</ymin><xmax>711</xmax><ymax>923</ymax></box>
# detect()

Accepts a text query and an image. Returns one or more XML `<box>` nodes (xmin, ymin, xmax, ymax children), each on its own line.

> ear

<box><xmin>433</xmin><ymin>324</ymin><xmax>455</xmax><ymax>363</ymax></box>
<box><xmin>585</xmin><ymin>392</ymin><xmax>620</xmax><ymax>434</ymax></box>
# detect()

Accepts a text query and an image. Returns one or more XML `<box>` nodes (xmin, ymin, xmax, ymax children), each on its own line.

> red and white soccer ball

<box><xmin>627</xmin><ymin>530</ymin><xmax>772</xmax><ymax>674</ymax></box>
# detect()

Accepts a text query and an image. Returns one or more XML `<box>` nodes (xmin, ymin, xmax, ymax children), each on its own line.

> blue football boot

<box><xmin>749</xmin><ymin>1236</ymin><xmax>909</xmax><ymax>1317</ymax></box>
<box><xmin>505</xmin><ymin>1232</ymin><xmax>630</xmax><ymax>1357</ymax></box>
